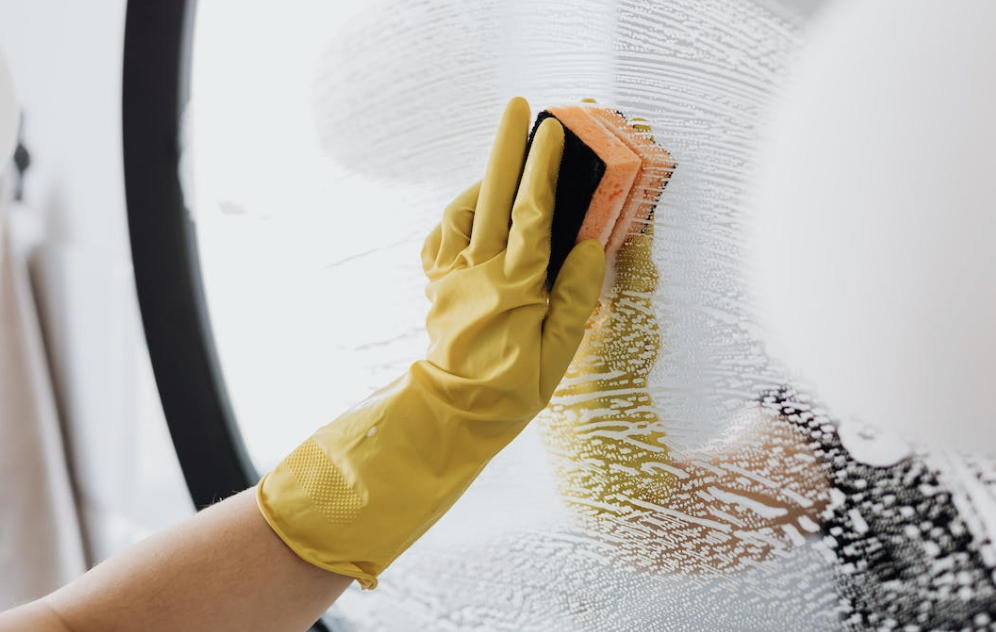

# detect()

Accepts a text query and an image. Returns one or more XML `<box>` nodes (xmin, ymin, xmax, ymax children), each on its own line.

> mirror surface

<box><xmin>183</xmin><ymin>1</ymin><xmax>996</xmax><ymax>628</ymax></box>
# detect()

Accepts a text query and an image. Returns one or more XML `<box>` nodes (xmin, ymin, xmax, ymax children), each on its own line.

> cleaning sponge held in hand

<box><xmin>533</xmin><ymin>104</ymin><xmax>674</xmax><ymax>289</ymax></box>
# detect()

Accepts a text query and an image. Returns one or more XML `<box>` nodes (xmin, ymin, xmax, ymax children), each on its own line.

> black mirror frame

<box><xmin>122</xmin><ymin>3</ymin><xmax>332</xmax><ymax>629</ymax></box>
<box><xmin>123</xmin><ymin>0</ymin><xmax>255</xmax><ymax>510</ymax></box>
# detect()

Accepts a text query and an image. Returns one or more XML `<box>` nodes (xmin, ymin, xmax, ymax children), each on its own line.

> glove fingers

<box><xmin>541</xmin><ymin>239</ymin><xmax>606</xmax><ymax>397</ymax></box>
<box><xmin>466</xmin><ymin>97</ymin><xmax>531</xmax><ymax>264</ymax></box>
<box><xmin>425</xmin><ymin>181</ymin><xmax>480</xmax><ymax>276</ymax></box>
<box><xmin>505</xmin><ymin>117</ymin><xmax>564</xmax><ymax>283</ymax></box>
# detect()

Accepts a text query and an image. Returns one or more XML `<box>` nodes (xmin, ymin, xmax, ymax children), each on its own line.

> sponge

<box><xmin>586</xmin><ymin>107</ymin><xmax>676</xmax><ymax>261</ymax></box>
<box><xmin>546</xmin><ymin>106</ymin><xmax>642</xmax><ymax>247</ymax></box>
<box><xmin>531</xmin><ymin>105</ymin><xmax>673</xmax><ymax>289</ymax></box>
<box><xmin>531</xmin><ymin>110</ymin><xmax>607</xmax><ymax>286</ymax></box>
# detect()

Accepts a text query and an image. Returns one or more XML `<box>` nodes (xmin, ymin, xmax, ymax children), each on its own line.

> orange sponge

<box><xmin>545</xmin><ymin>106</ymin><xmax>642</xmax><ymax>247</ymax></box>
<box><xmin>533</xmin><ymin>104</ymin><xmax>673</xmax><ymax>289</ymax></box>
<box><xmin>585</xmin><ymin>107</ymin><xmax>676</xmax><ymax>262</ymax></box>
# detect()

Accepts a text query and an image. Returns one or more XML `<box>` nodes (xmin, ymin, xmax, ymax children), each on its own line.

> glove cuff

<box><xmin>257</xmin><ymin>465</ymin><xmax>381</xmax><ymax>588</ymax></box>
<box><xmin>255</xmin><ymin>372</ymin><xmax>492</xmax><ymax>589</ymax></box>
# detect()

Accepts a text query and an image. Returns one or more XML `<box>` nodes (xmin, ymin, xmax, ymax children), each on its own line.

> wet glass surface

<box><xmin>184</xmin><ymin>1</ymin><xmax>996</xmax><ymax>629</ymax></box>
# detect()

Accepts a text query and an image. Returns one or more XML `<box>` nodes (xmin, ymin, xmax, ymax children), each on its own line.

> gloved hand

<box><xmin>256</xmin><ymin>97</ymin><xmax>606</xmax><ymax>589</ymax></box>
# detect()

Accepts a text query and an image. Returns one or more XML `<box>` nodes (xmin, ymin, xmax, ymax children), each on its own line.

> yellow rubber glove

<box><xmin>257</xmin><ymin>97</ymin><xmax>606</xmax><ymax>589</ymax></box>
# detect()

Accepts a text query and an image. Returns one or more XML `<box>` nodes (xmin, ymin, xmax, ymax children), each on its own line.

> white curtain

<box><xmin>0</xmin><ymin>171</ymin><xmax>85</xmax><ymax>607</ymax></box>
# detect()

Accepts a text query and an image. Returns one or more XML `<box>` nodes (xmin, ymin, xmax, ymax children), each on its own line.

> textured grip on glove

<box><xmin>284</xmin><ymin>439</ymin><xmax>362</xmax><ymax>526</ymax></box>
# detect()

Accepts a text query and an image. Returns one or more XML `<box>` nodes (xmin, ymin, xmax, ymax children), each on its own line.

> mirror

<box><xmin>177</xmin><ymin>0</ymin><xmax>996</xmax><ymax>628</ymax></box>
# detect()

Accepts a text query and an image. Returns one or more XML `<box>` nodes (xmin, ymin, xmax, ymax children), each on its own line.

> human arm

<box><xmin>0</xmin><ymin>490</ymin><xmax>351</xmax><ymax>632</ymax></box>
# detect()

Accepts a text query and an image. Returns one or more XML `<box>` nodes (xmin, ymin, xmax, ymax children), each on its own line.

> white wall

<box><xmin>0</xmin><ymin>0</ymin><xmax>192</xmax><ymax>564</ymax></box>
